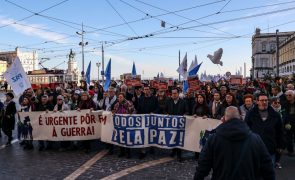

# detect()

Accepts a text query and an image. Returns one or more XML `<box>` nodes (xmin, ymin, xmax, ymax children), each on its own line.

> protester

<box><xmin>36</xmin><ymin>95</ymin><xmax>54</xmax><ymax>151</ymax></box>
<box><xmin>215</xmin><ymin>92</ymin><xmax>239</xmax><ymax>119</ymax></box>
<box><xmin>208</xmin><ymin>92</ymin><xmax>222</xmax><ymax>119</ymax></box>
<box><xmin>137</xmin><ymin>85</ymin><xmax>159</xmax><ymax>159</ymax></box>
<box><xmin>240</xmin><ymin>94</ymin><xmax>254</xmax><ymax>120</ymax></box>
<box><xmin>113</xmin><ymin>93</ymin><xmax>136</xmax><ymax>158</ymax></box>
<box><xmin>245</xmin><ymin>93</ymin><xmax>284</xmax><ymax>165</ymax></box>
<box><xmin>166</xmin><ymin>88</ymin><xmax>187</xmax><ymax>162</ymax></box>
<box><xmin>2</xmin><ymin>93</ymin><xmax>17</xmax><ymax>145</ymax></box>
<box><xmin>71</xmin><ymin>90</ymin><xmax>80</xmax><ymax>110</ymax></box>
<box><xmin>271</xmin><ymin>85</ymin><xmax>287</xmax><ymax>106</ymax></box>
<box><xmin>194</xmin><ymin>106</ymin><xmax>275</xmax><ymax>180</ymax></box>
<box><xmin>132</xmin><ymin>86</ymin><xmax>143</xmax><ymax>111</ymax></box>
<box><xmin>270</xmin><ymin>96</ymin><xmax>284</xmax><ymax>169</ymax></box>
<box><xmin>101</xmin><ymin>87</ymin><xmax>118</xmax><ymax>155</ymax></box>
<box><xmin>192</xmin><ymin>94</ymin><xmax>209</xmax><ymax>118</ymax></box>
<box><xmin>18</xmin><ymin>96</ymin><xmax>34</xmax><ymax>150</ymax></box>
<box><xmin>185</xmin><ymin>88</ymin><xmax>195</xmax><ymax>115</ymax></box>
<box><xmin>283</xmin><ymin>90</ymin><xmax>295</xmax><ymax>157</ymax></box>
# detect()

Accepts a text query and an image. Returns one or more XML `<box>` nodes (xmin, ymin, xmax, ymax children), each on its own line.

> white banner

<box><xmin>19</xmin><ymin>111</ymin><xmax>221</xmax><ymax>152</ymax></box>
<box><xmin>3</xmin><ymin>57</ymin><xmax>31</xmax><ymax>95</ymax></box>
<box><xmin>18</xmin><ymin>110</ymin><xmax>105</xmax><ymax>141</ymax></box>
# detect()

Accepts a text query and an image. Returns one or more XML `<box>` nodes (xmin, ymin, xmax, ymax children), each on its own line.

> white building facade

<box><xmin>251</xmin><ymin>28</ymin><xmax>293</xmax><ymax>79</ymax></box>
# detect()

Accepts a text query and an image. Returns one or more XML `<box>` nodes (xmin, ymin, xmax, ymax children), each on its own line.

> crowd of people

<box><xmin>0</xmin><ymin>76</ymin><xmax>294</xmax><ymax>172</ymax></box>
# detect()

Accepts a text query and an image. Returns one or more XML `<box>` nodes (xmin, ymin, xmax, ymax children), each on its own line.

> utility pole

<box><xmin>96</xmin><ymin>62</ymin><xmax>101</xmax><ymax>82</ymax></box>
<box><xmin>178</xmin><ymin>50</ymin><xmax>180</xmax><ymax>82</ymax></box>
<box><xmin>101</xmin><ymin>44</ymin><xmax>105</xmax><ymax>86</ymax></box>
<box><xmin>276</xmin><ymin>29</ymin><xmax>280</xmax><ymax>77</ymax></box>
<box><xmin>76</xmin><ymin>23</ymin><xmax>88</xmax><ymax>79</ymax></box>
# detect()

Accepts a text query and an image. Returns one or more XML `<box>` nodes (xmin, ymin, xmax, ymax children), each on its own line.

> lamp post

<box><xmin>96</xmin><ymin>62</ymin><xmax>101</xmax><ymax>83</ymax></box>
<box><xmin>76</xmin><ymin>23</ymin><xmax>88</xmax><ymax>79</ymax></box>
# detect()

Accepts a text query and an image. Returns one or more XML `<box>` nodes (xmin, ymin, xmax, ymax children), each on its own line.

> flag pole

<box><xmin>178</xmin><ymin>50</ymin><xmax>180</xmax><ymax>82</ymax></box>
<box><xmin>102</xmin><ymin>44</ymin><xmax>105</xmax><ymax>86</ymax></box>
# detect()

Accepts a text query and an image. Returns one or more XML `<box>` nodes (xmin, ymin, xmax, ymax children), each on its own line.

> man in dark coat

<box><xmin>195</xmin><ymin>106</ymin><xmax>275</xmax><ymax>180</ymax></box>
<box><xmin>245</xmin><ymin>93</ymin><xmax>284</xmax><ymax>164</ymax></box>
<box><xmin>282</xmin><ymin>90</ymin><xmax>295</xmax><ymax>156</ymax></box>
<box><xmin>166</xmin><ymin>88</ymin><xmax>187</xmax><ymax>162</ymax></box>
<box><xmin>137</xmin><ymin>85</ymin><xmax>159</xmax><ymax>159</ymax></box>
<box><xmin>184</xmin><ymin>88</ymin><xmax>195</xmax><ymax>115</ymax></box>
<box><xmin>36</xmin><ymin>95</ymin><xmax>54</xmax><ymax>151</ymax></box>
<box><xmin>2</xmin><ymin>93</ymin><xmax>17</xmax><ymax>145</ymax></box>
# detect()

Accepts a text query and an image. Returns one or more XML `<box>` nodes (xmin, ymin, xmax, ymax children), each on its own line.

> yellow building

<box><xmin>272</xmin><ymin>33</ymin><xmax>295</xmax><ymax>77</ymax></box>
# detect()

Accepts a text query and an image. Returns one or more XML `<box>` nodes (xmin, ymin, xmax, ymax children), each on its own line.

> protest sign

<box><xmin>18</xmin><ymin>110</ymin><xmax>106</xmax><ymax>141</ymax></box>
<box><xmin>19</xmin><ymin>111</ymin><xmax>221</xmax><ymax>152</ymax></box>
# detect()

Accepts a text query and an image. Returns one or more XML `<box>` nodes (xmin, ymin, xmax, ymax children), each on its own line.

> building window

<box><xmin>270</xmin><ymin>44</ymin><xmax>275</xmax><ymax>51</ymax></box>
<box><xmin>262</xmin><ymin>42</ymin><xmax>266</xmax><ymax>52</ymax></box>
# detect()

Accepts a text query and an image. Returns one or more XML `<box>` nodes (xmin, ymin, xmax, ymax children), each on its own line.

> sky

<box><xmin>1</xmin><ymin>0</ymin><xmax>295</xmax><ymax>79</ymax></box>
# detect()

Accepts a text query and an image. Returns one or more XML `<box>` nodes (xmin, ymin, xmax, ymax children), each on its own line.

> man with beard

<box><xmin>245</xmin><ymin>93</ymin><xmax>283</xmax><ymax>165</ymax></box>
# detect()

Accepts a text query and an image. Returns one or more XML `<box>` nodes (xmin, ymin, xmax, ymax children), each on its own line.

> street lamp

<box><xmin>96</xmin><ymin>62</ymin><xmax>101</xmax><ymax>83</ymax></box>
<box><xmin>76</xmin><ymin>23</ymin><xmax>88</xmax><ymax>79</ymax></box>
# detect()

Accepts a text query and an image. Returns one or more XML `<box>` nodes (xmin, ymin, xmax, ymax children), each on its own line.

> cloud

<box><xmin>0</xmin><ymin>16</ymin><xmax>68</xmax><ymax>43</ymax></box>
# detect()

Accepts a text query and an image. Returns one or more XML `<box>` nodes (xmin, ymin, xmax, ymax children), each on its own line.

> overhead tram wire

<box><xmin>119</xmin><ymin>0</ymin><xmax>231</xmax><ymax>37</ymax></box>
<box><xmin>133</xmin><ymin>0</ymin><xmax>238</xmax><ymax>37</ymax></box>
<box><xmin>105</xmin><ymin>0</ymin><xmax>138</xmax><ymax>36</ymax></box>
<box><xmin>139</xmin><ymin>6</ymin><xmax>295</xmax><ymax>39</ymax></box>
<box><xmin>1</xmin><ymin>0</ymin><xmax>70</xmax><ymax>29</ymax></box>
<box><xmin>5</xmin><ymin>0</ymin><xmax>130</xmax><ymax>38</ymax></box>
<box><xmin>217</xmin><ymin>0</ymin><xmax>233</xmax><ymax>13</ymax></box>
<box><xmin>102</xmin><ymin>5</ymin><xmax>295</xmax><ymax>49</ymax></box>
<box><xmin>85</xmin><ymin>0</ymin><xmax>226</xmax><ymax>34</ymax></box>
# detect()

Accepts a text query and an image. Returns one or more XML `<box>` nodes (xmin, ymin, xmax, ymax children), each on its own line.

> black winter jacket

<box><xmin>245</xmin><ymin>105</ymin><xmax>283</xmax><ymax>154</ymax></box>
<box><xmin>194</xmin><ymin>118</ymin><xmax>275</xmax><ymax>180</ymax></box>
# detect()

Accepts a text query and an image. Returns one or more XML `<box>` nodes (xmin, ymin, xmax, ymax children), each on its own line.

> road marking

<box><xmin>64</xmin><ymin>149</ymin><xmax>109</xmax><ymax>180</ymax></box>
<box><xmin>0</xmin><ymin>139</ymin><xmax>19</xmax><ymax>150</ymax></box>
<box><xmin>100</xmin><ymin>157</ymin><xmax>174</xmax><ymax>180</ymax></box>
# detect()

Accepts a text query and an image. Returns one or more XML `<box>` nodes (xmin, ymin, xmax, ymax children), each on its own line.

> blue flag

<box><xmin>188</xmin><ymin>62</ymin><xmax>203</xmax><ymax>77</ymax></box>
<box><xmin>132</xmin><ymin>62</ymin><xmax>137</xmax><ymax>76</ymax></box>
<box><xmin>183</xmin><ymin>80</ymin><xmax>189</xmax><ymax>93</ymax></box>
<box><xmin>104</xmin><ymin>59</ymin><xmax>111</xmax><ymax>91</ymax></box>
<box><xmin>86</xmin><ymin>61</ymin><xmax>91</xmax><ymax>85</ymax></box>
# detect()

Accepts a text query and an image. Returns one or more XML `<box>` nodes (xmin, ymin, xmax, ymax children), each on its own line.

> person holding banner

<box><xmin>113</xmin><ymin>92</ymin><xmax>136</xmax><ymax>158</ymax></box>
<box><xmin>184</xmin><ymin>88</ymin><xmax>195</xmax><ymax>116</ymax></box>
<box><xmin>166</xmin><ymin>88</ymin><xmax>187</xmax><ymax>162</ymax></box>
<box><xmin>137</xmin><ymin>85</ymin><xmax>159</xmax><ymax>159</ymax></box>
<box><xmin>54</xmin><ymin>95</ymin><xmax>71</xmax><ymax>151</ymax></box>
<box><xmin>208</xmin><ymin>92</ymin><xmax>222</xmax><ymax>119</ymax></box>
<box><xmin>102</xmin><ymin>87</ymin><xmax>118</xmax><ymax>155</ymax></box>
<box><xmin>2</xmin><ymin>93</ymin><xmax>17</xmax><ymax>146</ymax></box>
<box><xmin>194</xmin><ymin>106</ymin><xmax>275</xmax><ymax>180</ymax></box>
<box><xmin>192</xmin><ymin>94</ymin><xmax>209</xmax><ymax>118</ymax></box>
<box><xmin>157</xmin><ymin>89</ymin><xmax>168</xmax><ymax>114</ymax></box>
<box><xmin>77</xmin><ymin>91</ymin><xmax>96</xmax><ymax>153</ymax></box>
<box><xmin>36</xmin><ymin>95</ymin><xmax>54</xmax><ymax>151</ymax></box>
<box><xmin>18</xmin><ymin>96</ymin><xmax>34</xmax><ymax>150</ymax></box>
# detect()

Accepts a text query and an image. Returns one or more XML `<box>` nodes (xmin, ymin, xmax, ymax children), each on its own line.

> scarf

<box><xmin>105</xmin><ymin>95</ymin><xmax>117</xmax><ymax>111</ymax></box>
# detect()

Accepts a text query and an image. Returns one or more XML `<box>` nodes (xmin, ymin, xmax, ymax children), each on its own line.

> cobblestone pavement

<box><xmin>0</xmin><ymin>134</ymin><xmax>294</xmax><ymax>180</ymax></box>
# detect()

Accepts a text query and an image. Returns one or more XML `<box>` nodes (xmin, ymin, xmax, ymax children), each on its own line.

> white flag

<box><xmin>3</xmin><ymin>57</ymin><xmax>31</xmax><ymax>95</ymax></box>
<box><xmin>177</xmin><ymin>53</ymin><xmax>188</xmax><ymax>80</ymax></box>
